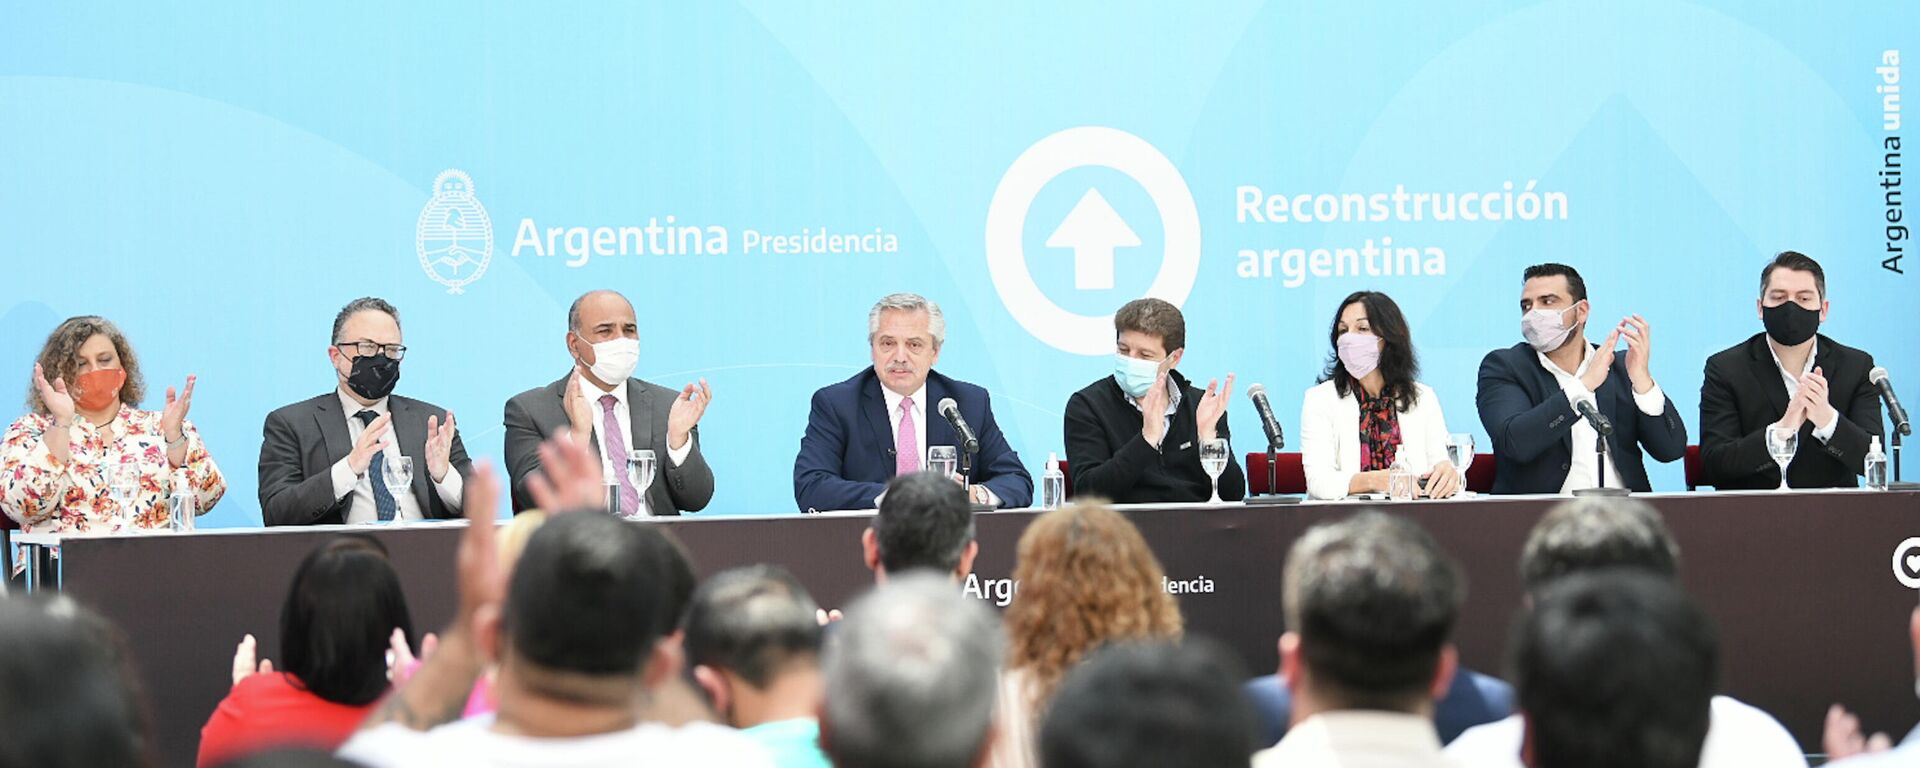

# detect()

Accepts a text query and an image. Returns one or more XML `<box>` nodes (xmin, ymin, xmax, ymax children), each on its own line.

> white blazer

<box><xmin>1299</xmin><ymin>380</ymin><xmax>1451</xmax><ymax>500</ymax></box>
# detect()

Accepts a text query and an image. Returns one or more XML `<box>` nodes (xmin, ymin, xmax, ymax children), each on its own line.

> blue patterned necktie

<box><xmin>355</xmin><ymin>410</ymin><xmax>398</xmax><ymax>522</ymax></box>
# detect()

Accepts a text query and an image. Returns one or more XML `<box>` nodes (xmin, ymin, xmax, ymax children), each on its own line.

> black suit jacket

<box><xmin>1063</xmin><ymin>371</ymin><xmax>1247</xmax><ymax>504</ymax></box>
<box><xmin>502</xmin><ymin>374</ymin><xmax>714</xmax><ymax>515</ymax></box>
<box><xmin>1475</xmin><ymin>342</ymin><xmax>1688</xmax><ymax>494</ymax></box>
<box><xmin>792</xmin><ymin>368</ymin><xmax>1032</xmax><ymax>512</ymax></box>
<box><xmin>258</xmin><ymin>392</ymin><xmax>473</xmax><ymax>526</ymax></box>
<box><xmin>1699</xmin><ymin>333</ymin><xmax>1883</xmax><ymax>489</ymax></box>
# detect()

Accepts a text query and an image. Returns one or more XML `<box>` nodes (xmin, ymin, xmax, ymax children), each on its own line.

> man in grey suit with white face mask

<box><xmin>503</xmin><ymin>290</ymin><xmax>716</xmax><ymax>515</ymax></box>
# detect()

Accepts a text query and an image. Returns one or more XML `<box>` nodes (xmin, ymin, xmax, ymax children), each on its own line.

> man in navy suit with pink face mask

<box><xmin>1475</xmin><ymin>263</ymin><xmax>1688</xmax><ymax>494</ymax></box>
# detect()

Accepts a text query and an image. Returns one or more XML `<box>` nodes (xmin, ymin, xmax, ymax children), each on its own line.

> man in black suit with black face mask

<box><xmin>258</xmin><ymin>297</ymin><xmax>471</xmax><ymax>525</ymax></box>
<box><xmin>1699</xmin><ymin>251</ymin><xmax>1884</xmax><ymax>489</ymax></box>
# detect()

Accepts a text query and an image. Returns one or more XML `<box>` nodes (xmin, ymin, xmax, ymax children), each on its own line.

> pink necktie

<box><xmin>896</xmin><ymin>397</ymin><xmax>919</xmax><ymax>475</ymax></box>
<box><xmin>600</xmin><ymin>395</ymin><xmax>640</xmax><ymax>514</ymax></box>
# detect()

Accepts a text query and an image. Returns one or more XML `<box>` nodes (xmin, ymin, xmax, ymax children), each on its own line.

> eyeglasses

<box><xmin>334</xmin><ymin>341</ymin><xmax>407</xmax><ymax>360</ymax></box>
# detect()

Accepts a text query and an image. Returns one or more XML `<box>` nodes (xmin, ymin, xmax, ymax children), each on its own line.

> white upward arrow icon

<box><xmin>1046</xmin><ymin>188</ymin><xmax>1140</xmax><ymax>291</ymax></box>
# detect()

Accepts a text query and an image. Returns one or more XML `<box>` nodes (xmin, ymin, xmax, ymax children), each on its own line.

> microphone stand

<box><xmin>1891</xmin><ymin>424</ymin><xmax>1920</xmax><ymax>490</ymax></box>
<box><xmin>1574</xmin><ymin>412</ymin><xmax>1629</xmax><ymax>497</ymax></box>
<box><xmin>1267</xmin><ymin>445</ymin><xmax>1278</xmax><ymax>499</ymax></box>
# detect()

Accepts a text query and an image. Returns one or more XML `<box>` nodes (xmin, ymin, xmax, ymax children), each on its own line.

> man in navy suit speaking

<box><xmin>794</xmin><ymin>293</ymin><xmax>1032</xmax><ymax>512</ymax></box>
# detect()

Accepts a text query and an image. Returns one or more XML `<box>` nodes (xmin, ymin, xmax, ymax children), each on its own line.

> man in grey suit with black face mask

<box><xmin>259</xmin><ymin>297</ymin><xmax>472</xmax><ymax>526</ymax></box>
<box><xmin>503</xmin><ymin>289</ymin><xmax>716</xmax><ymax>516</ymax></box>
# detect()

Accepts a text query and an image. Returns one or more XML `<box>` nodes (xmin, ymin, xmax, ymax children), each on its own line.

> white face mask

<box><xmin>583</xmin><ymin>337</ymin><xmax>639</xmax><ymax>383</ymax></box>
<box><xmin>1521</xmin><ymin>302</ymin><xmax>1582</xmax><ymax>353</ymax></box>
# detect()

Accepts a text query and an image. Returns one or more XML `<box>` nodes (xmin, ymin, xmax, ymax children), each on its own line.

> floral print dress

<box><xmin>1</xmin><ymin>405</ymin><xmax>225</xmax><ymax>534</ymax></box>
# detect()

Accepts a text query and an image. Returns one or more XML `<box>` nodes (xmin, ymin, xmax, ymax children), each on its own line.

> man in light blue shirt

<box><xmin>683</xmin><ymin>565</ymin><xmax>832</xmax><ymax>768</ymax></box>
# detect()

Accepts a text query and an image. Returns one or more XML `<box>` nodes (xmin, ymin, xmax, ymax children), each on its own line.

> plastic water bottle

<box><xmin>1041</xmin><ymin>453</ymin><xmax>1066</xmax><ymax>509</ymax></box>
<box><xmin>1387</xmin><ymin>456</ymin><xmax>1417</xmax><ymax>501</ymax></box>
<box><xmin>168</xmin><ymin>467</ymin><xmax>196</xmax><ymax>533</ymax></box>
<box><xmin>1865</xmin><ymin>436</ymin><xmax>1889</xmax><ymax>491</ymax></box>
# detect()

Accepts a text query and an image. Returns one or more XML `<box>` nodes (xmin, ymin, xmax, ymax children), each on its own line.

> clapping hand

<box><xmin>230</xmin><ymin>633</ymin><xmax>273</xmax><ymax>688</ymax></box>
<box><xmin>425</xmin><ymin>412</ymin><xmax>458</xmax><ymax>482</ymax></box>
<box><xmin>32</xmin><ymin>363</ymin><xmax>74</xmax><ymax>422</ymax></box>
<box><xmin>1195</xmin><ymin>374</ymin><xmax>1235</xmax><ymax>443</ymax></box>
<box><xmin>666</xmin><ymin>379</ymin><xmax>713</xmax><ymax>451</ymax></box>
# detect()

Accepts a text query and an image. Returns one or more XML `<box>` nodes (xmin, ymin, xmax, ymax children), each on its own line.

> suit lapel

<box><xmin>314</xmin><ymin>394</ymin><xmax>352</xmax><ymax>467</ymax></box>
<box><xmin>627</xmin><ymin>379</ymin><xmax>654</xmax><ymax>454</ymax></box>
<box><xmin>1748</xmin><ymin>337</ymin><xmax>1792</xmax><ymax>419</ymax></box>
<box><xmin>924</xmin><ymin>375</ymin><xmax>954</xmax><ymax>450</ymax></box>
<box><xmin>1528</xmin><ymin>349</ymin><xmax>1576</xmax><ymax>456</ymax></box>
<box><xmin>859</xmin><ymin>373</ymin><xmax>896</xmax><ymax>465</ymax></box>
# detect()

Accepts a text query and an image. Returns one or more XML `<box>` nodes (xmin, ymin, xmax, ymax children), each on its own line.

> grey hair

<box><xmin>332</xmin><ymin>297</ymin><xmax>400</xmax><ymax>343</ymax></box>
<box><xmin>823</xmin><ymin>573</ymin><xmax>1002</xmax><ymax>768</ymax></box>
<box><xmin>868</xmin><ymin>293</ymin><xmax>945</xmax><ymax>348</ymax></box>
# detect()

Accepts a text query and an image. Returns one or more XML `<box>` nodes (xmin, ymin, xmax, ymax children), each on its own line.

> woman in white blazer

<box><xmin>1299</xmin><ymin>291</ymin><xmax>1463</xmax><ymax>500</ymax></box>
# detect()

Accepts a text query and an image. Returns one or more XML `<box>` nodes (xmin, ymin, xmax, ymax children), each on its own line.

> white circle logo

<box><xmin>416</xmin><ymin>169</ymin><xmax>494</xmax><ymax>295</ymax></box>
<box><xmin>984</xmin><ymin>127</ymin><xmax>1201</xmax><ymax>355</ymax></box>
<box><xmin>1894</xmin><ymin>537</ymin><xmax>1920</xmax><ymax>589</ymax></box>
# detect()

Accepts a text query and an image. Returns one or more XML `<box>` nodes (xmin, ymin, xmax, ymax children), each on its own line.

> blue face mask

<box><xmin>1112</xmin><ymin>354</ymin><xmax>1161</xmax><ymax>398</ymax></box>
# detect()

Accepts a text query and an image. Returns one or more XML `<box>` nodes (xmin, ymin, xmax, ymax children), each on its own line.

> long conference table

<box><xmin>9</xmin><ymin>489</ymin><xmax>1919</xmax><ymax>767</ymax></box>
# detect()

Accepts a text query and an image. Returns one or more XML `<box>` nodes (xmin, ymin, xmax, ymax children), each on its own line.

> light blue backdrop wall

<box><xmin>2</xmin><ymin>2</ymin><xmax>1913</xmax><ymax>526</ymax></box>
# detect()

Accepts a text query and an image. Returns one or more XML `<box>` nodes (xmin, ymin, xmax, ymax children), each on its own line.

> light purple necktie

<box><xmin>600</xmin><ymin>395</ymin><xmax>640</xmax><ymax>514</ymax></box>
<box><xmin>896</xmin><ymin>396</ymin><xmax>919</xmax><ymax>476</ymax></box>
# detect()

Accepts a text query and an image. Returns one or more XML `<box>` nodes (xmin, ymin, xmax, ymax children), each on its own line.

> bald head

<box><xmin>567</xmin><ymin>290</ymin><xmax>635</xmax><ymax>334</ymax></box>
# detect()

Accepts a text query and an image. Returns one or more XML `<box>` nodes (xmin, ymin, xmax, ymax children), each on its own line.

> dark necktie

<box><xmin>355</xmin><ymin>410</ymin><xmax>398</xmax><ymax>522</ymax></box>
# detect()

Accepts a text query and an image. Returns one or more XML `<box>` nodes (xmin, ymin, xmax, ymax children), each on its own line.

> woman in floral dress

<box><xmin>1</xmin><ymin>316</ymin><xmax>224</xmax><ymax>534</ymax></box>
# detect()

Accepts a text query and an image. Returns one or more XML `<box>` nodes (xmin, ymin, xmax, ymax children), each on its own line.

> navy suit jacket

<box><xmin>794</xmin><ymin>368</ymin><xmax>1032</xmax><ymax>512</ymax></box>
<box><xmin>1476</xmin><ymin>342</ymin><xmax>1688</xmax><ymax>494</ymax></box>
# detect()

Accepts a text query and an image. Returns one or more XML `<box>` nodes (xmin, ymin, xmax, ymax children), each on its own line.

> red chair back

<box><xmin>1683</xmin><ymin>445</ymin><xmax>1705</xmax><ymax>490</ymax></box>
<box><xmin>1058</xmin><ymin>459</ymin><xmax>1074</xmax><ymax>500</ymax></box>
<box><xmin>1464</xmin><ymin>453</ymin><xmax>1497</xmax><ymax>493</ymax></box>
<box><xmin>1244</xmin><ymin>452</ymin><xmax>1308</xmax><ymax>495</ymax></box>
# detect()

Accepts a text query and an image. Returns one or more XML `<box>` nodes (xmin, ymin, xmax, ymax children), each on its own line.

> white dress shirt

<box><xmin>582</xmin><ymin>378</ymin><xmax>692</xmax><ymax>476</ymax></box>
<box><xmin>1444</xmin><ymin>696</ymin><xmax>1808</xmax><ymax>768</ymax></box>
<box><xmin>1253</xmin><ymin>711</ymin><xmax>1465</xmax><ymax>768</ymax></box>
<box><xmin>882</xmin><ymin>383</ymin><xmax>929</xmax><ymax>468</ymax></box>
<box><xmin>1536</xmin><ymin>343</ymin><xmax>1666</xmax><ymax>494</ymax></box>
<box><xmin>880</xmin><ymin>381</ymin><xmax>997</xmax><ymax>506</ymax></box>
<box><xmin>327</xmin><ymin>389</ymin><xmax>462</xmax><ymax>524</ymax></box>
<box><xmin>1767</xmin><ymin>338</ymin><xmax>1838</xmax><ymax>443</ymax></box>
<box><xmin>1299</xmin><ymin>380</ymin><xmax>1452</xmax><ymax>500</ymax></box>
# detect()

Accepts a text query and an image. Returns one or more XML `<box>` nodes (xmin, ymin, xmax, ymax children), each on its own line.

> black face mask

<box><xmin>345</xmin><ymin>354</ymin><xmax>401</xmax><ymax>401</ymax></box>
<box><xmin>1762</xmin><ymin>301</ymin><xmax>1820</xmax><ymax>347</ymax></box>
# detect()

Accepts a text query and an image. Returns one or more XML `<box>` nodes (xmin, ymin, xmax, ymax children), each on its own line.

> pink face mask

<box><xmin>1337</xmin><ymin>332</ymin><xmax>1381</xmax><ymax>380</ymax></box>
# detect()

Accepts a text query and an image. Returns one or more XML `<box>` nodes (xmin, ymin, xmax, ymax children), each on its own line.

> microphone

<box><xmin>1870</xmin><ymin>367</ymin><xmax>1913</xmax><ymax>436</ymax></box>
<box><xmin>1574</xmin><ymin>398</ymin><xmax>1614</xmax><ymax>437</ymax></box>
<box><xmin>937</xmin><ymin>398</ymin><xmax>980</xmax><ymax>454</ymax></box>
<box><xmin>1246</xmin><ymin>384</ymin><xmax>1285</xmax><ymax>451</ymax></box>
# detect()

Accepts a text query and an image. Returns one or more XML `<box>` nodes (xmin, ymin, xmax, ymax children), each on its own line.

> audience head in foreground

<box><xmin>337</xmin><ymin>444</ymin><xmax>769</xmax><ymax>767</ymax></box>
<box><xmin>1512</xmin><ymin>570</ymin><xmax>1716</xmax><ymax>768</ymax></box>
<box><xmin>1447</xmin><ymin>496</ymin><xmax>1805</xmax><ymax>768</ymax></box>
<box><xmin>1039</xmin><ymin>639</ymin><xmax>1260</xmax><ymax>768</ymax></box>
<box><xmin>0</xmin><ymin>596</ymin><xmax>149</xmax><ymax>768</ymax></box>
<box><xmin>198</xmin><ymin>535</ymin><xmax>414</xmax><ymax>766</ymax></box>
<box><xmin>1518</xmin><ymin>495</ymin><xmax>1678</xmax><ymax>594</ymax></box>
<box><xmin>866</xmin><ymin>470</ymin><xmax>976</xmax><ymax>583</ymax></box>
<box><xmin>821</xmin><ymin>573</ymin><xmax>1002</xmax><ymax>768</ymax></box>
<box><xmin>1255</xmin><ymin>510</ymin><xmax>1463</xmax><ymax>767</ymax></box>
<box><xmin>685</xmin><ymin>565</ymin><xmax>831</xmax><ymax>766</ymax></box>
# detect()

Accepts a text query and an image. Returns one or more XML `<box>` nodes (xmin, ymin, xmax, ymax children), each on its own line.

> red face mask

<box><xmin>73</xmin><ymin>368</ymin><xmax>126</xmax><ymax>412</ymax></box>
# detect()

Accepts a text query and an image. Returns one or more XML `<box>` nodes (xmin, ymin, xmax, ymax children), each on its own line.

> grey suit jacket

<box><xmin>503</xmin><ymin>374</ymin><xmax>714</xmax><ymax>515</ymax></box>
<box><xmin>258</xmin><ymin>392</ymin><xmax>473</xmax><ymax>526</ymax></box>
